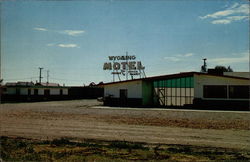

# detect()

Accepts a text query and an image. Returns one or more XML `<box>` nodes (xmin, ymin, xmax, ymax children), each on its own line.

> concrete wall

<box><xmin>104</xmin><ymin>80</ymin><xmax>142</xmax><ymax>98</ymax></box>
<box><xmin>62</xmin><ymin>88</ymin><xmax>68</xmax><ymax>95</ymax></box>
<box><xmin>194</xmin><ymin>74</ymin><xmax>249</xmax><ymax>99</ymax></box>
<box><xmin>38</xmin><ymin>89</ymin><xmax>44</xmax><ymax>95</ymax></box>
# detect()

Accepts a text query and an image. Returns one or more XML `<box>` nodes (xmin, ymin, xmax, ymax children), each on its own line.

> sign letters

<box><xmin>103</xmin><ymin>55</ymin><xmax>145</xmax><ymax>77</ymax></box>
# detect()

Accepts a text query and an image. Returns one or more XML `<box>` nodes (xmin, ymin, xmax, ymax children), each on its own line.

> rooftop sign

<box><xmin>103</xmin><ymin>55</ymin><xmax>146</xmax><ymax>80</ymax></box>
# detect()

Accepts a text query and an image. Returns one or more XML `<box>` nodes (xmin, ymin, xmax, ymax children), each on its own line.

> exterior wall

<box><xmin>31</xmin><ymin>89</ymin><xmax>34</xmax><ymax>95</ymax></box>
<box><xmin>104</xmin><ymin>80</ymin><xmax>142</xmax><ymax>98</ymax></box>
<box><xmin>63</xmin><ymin>88</ymin><xmax>68</xmax><ymax>95</ymax></box>
<box><xmin>194</xmin><ymin>74</ymin><xmax>249</xmax><ymax>100</ymax></box>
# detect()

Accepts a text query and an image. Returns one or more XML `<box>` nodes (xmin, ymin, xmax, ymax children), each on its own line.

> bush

<box><xmin>50</xmin><ymin>138</ymin><xmax>72</xmax><ymax>146</ymax></box>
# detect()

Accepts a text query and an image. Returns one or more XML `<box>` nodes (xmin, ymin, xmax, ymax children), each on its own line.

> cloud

<box><xmin>227</xmin><ymin>16</ymin><xmax>249</xmax><ymax>21</ymax></box>
<box><xmin>211</xmin><ymin>19</ymin><xmax>231</xmax><ymax>24</ymax></box>
<box><xmin>57</xmin><ymin>44</ymin><xmax>79</xmax><ymax>48</ymax></box>
<box><xmin>209</xmin><ymin>51</ymin><xmax>249</xmax><ymax>65</ymax></box>
<box><xmin>183</xmin><ymin>53</ymin><xmax>194</xmax><ymax>57</ymax></box>
<box><xmin>200</xmin><ymin>3</ymin><xmax>249</xmax><ymax>24</ymax></box>
<box><xmin>164</xmin><ymin>57</ymin><xmax>180</xmax><ymax>62</ymax></box>
<box><xmin>33</xmin><ymin>27</ymin><xmax>48</xmax><ymax>31</ymax></box>
<box><xmin>34</xmin><ymin>27</ymin><xmax>85</xmax><ymax>36</ymax></box>
<box><xmin>61</xmin><ymin>30</ymin><xmax>85</xmax><ymax>36</ymax></box>
<box><xmin>164</xmin><ymin>53</ymin><xmax>194</xmax><ymax>61</ymax></box>
<box><xmin>47</xmin><ymin>43</ymin><xmax>55</xmax><ymax>46</ymax></box>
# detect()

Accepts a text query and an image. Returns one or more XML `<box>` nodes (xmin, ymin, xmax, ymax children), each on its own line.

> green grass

<box><xmin>1</xmin><ymin>136</ymin><xmax>250</xmax><ymax>161</ymax></box>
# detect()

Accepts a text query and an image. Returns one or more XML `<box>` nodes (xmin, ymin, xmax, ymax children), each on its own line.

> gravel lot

<box><xmin>1</xmin><ymin>100</ymin><xmax>250</xmax><ymax>150</ymax></box>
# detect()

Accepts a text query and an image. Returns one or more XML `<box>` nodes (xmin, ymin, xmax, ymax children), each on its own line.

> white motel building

<box><xmin>103</xmin><ymin>72</ymin><xmax>250</xmax><ymax>110</ymax></box>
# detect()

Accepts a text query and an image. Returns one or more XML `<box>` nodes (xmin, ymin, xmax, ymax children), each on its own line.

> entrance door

<box><xmin>120</xmin><ymin>89</ymin><xmax>128</xmax><ymax>106</ymax></box>
<box><xmin>44</xmin><ymin>89</ymin><xmax>50</xmax><ymax>96</ymax></box>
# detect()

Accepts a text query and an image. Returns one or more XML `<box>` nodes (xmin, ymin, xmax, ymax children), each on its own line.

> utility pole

<box><xmin>126</xmin><ymin>51</ymin><xmax>128</xmax><ymax>81</ymax></box>
<box><xmin>38</xmin><ymin>67</ymin><xmax>43</xmax><ymax>84</ymax></box>
<box><xmin>46</xmin><ymin>70</ymin><xmax>49</xmax><ymax>84</ymax></box>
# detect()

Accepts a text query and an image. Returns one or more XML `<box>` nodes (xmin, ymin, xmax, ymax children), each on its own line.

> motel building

<box><xmin>2</xmin><ymin>82</ymin><xmax>68</xmax><ymax>102</ymax></box>
<box><xmin>103</xmin><ymin>71</ymin><xmax>250</xmax><ymax>110</ymax></box>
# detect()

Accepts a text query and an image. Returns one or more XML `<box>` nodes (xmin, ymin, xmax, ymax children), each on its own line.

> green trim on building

<box><xmin>153</xmin><ymin>77</ymin><xmax>194</xmax><ymax>88</ymax></box>
<box><xmin>142</xmin><ymin>81</ymin><xmax>153</xmax><ymax>106</ymax></box>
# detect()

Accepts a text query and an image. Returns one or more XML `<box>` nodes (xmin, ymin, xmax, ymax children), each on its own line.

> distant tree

<box><xmin>214</xmin><ymin>65</ymin><xmax>233</xmax><ymax>72</ymax></box>
<box><xmin>89</xmin><ymin>82</ymin><xmax>96</xmax><ymax>86</ymax></box>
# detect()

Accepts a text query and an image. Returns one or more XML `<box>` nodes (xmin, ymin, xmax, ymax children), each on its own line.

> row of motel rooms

<box><xmin>103</xmin><ymin>72</ymin><xmax>250</xmax><ymax>110</ymax></box>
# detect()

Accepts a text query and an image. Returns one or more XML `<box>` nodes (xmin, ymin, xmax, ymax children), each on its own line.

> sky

<box><xmin>1</xmin><ymin>0</ymin><xmax>249</xmax><ymax>86</ymax></box>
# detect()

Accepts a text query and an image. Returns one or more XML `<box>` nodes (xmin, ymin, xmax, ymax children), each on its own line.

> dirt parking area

<box><xmin>1</xmin><ymin>100</ymin><xmax>250</xmax><ymax>151</ymax></box>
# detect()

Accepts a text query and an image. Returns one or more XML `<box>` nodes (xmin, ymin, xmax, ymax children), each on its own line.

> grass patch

<box><xmin>1</xmin><ymin>136</ymin><xmax>250</xmax><ymax>161</ymax></box>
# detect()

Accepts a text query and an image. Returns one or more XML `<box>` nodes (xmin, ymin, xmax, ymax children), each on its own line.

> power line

<box><xmin>50</xmin><ymin>77</ymin><xmax>84</xmax><ymax>82</ymax></box>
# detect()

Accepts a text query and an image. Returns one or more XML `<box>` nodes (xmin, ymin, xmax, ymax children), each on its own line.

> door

<box><xmin>44</xmin><ymin>89</ymin><xmax>50</xmax><ymax>96</ymax></box>
<box><xmin>120</xmin><ymin>89</ymin><xmax>128</xmax><ymax>106</ymax></box>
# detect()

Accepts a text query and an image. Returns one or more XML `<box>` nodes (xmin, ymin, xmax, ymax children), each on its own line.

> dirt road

<box><xmin>1</xmin><ymin>100</ymin><xmax>250</xmax><ymax>150</ymax></box>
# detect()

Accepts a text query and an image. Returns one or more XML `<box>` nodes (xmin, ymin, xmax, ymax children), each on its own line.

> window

<box><xmin>229</xmin><ymin>86</ymin><xmax>249</xmax><ymax>99</ymax></box>
<box><xmin>204</xmin><ymin>85</ymin><xmax>227</xmax><ymax>98</ymax></box>
<box><xmin>60</xmin><ymin>89</ymin><xmax>63</xmax><ymax>95</ymax></box>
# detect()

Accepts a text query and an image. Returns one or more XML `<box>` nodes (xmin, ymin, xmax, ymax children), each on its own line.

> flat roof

<box><xmin>103</xmin><ymin>72</ymin><xmax>249</xmax><ymax>86</ymax></box>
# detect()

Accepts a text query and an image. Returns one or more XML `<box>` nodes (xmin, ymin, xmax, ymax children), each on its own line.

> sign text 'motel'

<box><xmin>103</xmin><ymin>55</ymin><xmax>145</xmax><ymax>76</ymax></box>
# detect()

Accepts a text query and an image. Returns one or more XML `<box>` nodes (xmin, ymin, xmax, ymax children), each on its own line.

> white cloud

<box><xmin>164</xmin><ymin>57</ymin><xmax>180</xmax><ymax>62</ymax></box>
<box><xmin>211</xmin><ymin>19</ymin><xmax>231</xmax><ymax>24</ymax></box>
<box><xmin>164</xmin><ymin>53</ymin><xmax>194</xmax><ymax>61</ymax></box>
<box><xmin>200</xmin><ymin>3</ymin><xmax>249</xmax><ymax>24</ymax></box>
<box><xmin>228</xmin><ymin>2</ymin><xmax>239</xmax><ymax>9</ymax></box>
<box><xmin>57</xmin><ymin>44</ymin><xmax>79</xmax><ymax>48</ymax></box>
<box><xmin>34</xmin><ymin>27</ymin><xmax>85</xmax><ymax>36</ymax></box>
<box><xmin>61</xmin><ymin>30</ymin><xmax>85</xmax><ymax>36</ymax></box>
<box><xmin>227</xmin><ymin>16</ymin><xmax>249</xmax><ymax>21</ymax></box>
<box><xmin>184</xmin><ymin>53</ymin><xmax>194</xmax><ymax>57</ymax></box>
<box><xmin>47</xmin><ymin>43</ymin><xmax>55</xmax><ymax>46</ymax></box>
<box><xmin>33</xmin><ymin>27</ymin><xmax>48</xmax><ymax>31</ymax></box>
<box><xmin>209</xmin><ymin>51</ymin><xmax>249</xmax><ymax>65</ymax></box>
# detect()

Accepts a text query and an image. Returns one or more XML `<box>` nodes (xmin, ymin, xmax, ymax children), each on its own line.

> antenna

<box><xmin>38</xmin><ymin>67</ymin><xmax>43</xmax><ymax>83</ymax></box>
<box><xmin>201</xmin><ymin>58</ymin><xmax>207</xmax><ymax>73</ymax></box>
<box><xmin>46</xmin><ymin>70</ymin><xmax>49</xmax><ymax>84</ymax></box>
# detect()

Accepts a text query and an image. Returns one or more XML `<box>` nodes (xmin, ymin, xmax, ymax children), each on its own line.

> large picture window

<box><xmin>153</xmin><ymin>77</ymin><xmax>194</xmax><ymax>106</ymax></box>
<box><xmin>203</xmin><ymin>85</ymin><xmax>227</xmax><ymax>98</ymax></box>
<box><xmin>229</xmin><ymin>86</ymin><xmax>249</xmax><ymax>99</ymax></box>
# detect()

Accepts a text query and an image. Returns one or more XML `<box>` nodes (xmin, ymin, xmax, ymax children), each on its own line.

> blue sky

<box><xmin>1</xmin><ymin>0</ymin><xmax>249</xmax><ymax>86</ymax></box>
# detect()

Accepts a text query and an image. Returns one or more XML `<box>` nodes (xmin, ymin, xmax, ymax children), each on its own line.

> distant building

<box><xmin>1</xmin><ymin>81</ymin><xmax>104</xmax><ymax>103</ymax></box>
<box><xmin>2</xmin><ymin>82</ymin><xmax>68</xmax><ymax>102</ymax></box>
<box><xmin>103</xmin><ymin>72</ymin><xmax>250</xmax><ymax>110</ymax></box>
